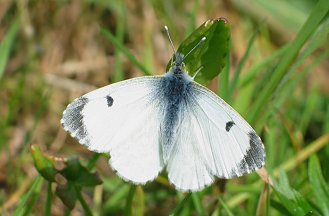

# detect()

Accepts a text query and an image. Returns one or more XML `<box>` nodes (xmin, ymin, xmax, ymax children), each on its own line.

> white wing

<box><xmin>166</xmin><ymin>108</ymin><xmax>214</xmax><ymax>191</ymax></box>
<box><xmin>166</xmin><ymin>82</ymin><xmax>265</xmax><ymax>191</ymax></box>
<box><xmin>61</xmin><ymin>77</ymin><xmax>165</xmax><ymax>184</ymax></box>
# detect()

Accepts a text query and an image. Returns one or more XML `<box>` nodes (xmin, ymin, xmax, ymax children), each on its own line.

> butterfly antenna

<box><xmin>192</xmin><ymin>66</ymin><xmax>204</xmax><ymax>80</ymax></box>
<box><xmin>164</xmin><ymin>26</ymin><xmax>177</xmax><ymax>62</ymax></box>
<box><xmin>182</xmin><ymin>37</ymin><xmax>206</xmax><ymax>62</ymax></box>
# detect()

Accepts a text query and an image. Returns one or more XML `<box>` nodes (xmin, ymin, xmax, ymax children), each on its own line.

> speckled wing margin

<box><xmin>166</xmin><ymin>82</ymin><xmax>265</xmax><ymax>191</ymax></box>
<box><xmin>61</xmin><ymin>77</ymin><xmax>165</xmax><ymax>184</ymax></box>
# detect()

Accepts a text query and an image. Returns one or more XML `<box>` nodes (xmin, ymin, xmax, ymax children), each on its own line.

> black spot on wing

<box><xmin>106</xmin><ymin>95</ymin><xmax>114</xmax><ymax>107</ymax></box>
<box><xmin>61</xmin><ymin>97</ymin><xmax>90</xmax><ymax>145</ymax></box>
<box><xmin>238</xmin><ymin>131</ymin><xmax>265</xmax><ymax>174</ymax></box>
<box><xmin>225</xmin><ymin>121</ymin><xmax>235</xmax><ymax>132</ymax></box>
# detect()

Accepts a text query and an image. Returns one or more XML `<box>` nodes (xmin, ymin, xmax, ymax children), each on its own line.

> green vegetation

<box><xmin>0</xmin><ymin>0</ymin><xmax>328</xmax><ymax>215</ymax></box>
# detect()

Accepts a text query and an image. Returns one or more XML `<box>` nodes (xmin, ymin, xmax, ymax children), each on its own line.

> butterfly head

<box><xmin>172</xmin><ymin>53</ymin><xmax>186</xmax><ymax>73</ymax></box>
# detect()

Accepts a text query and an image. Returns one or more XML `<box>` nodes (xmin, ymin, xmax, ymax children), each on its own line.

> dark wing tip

<box><xmin>61</xmin><ymin>97</ymin><xmax>90</xmax><ymax>145</ymax></box>
<box><xmin>227</xmin><ymin>131</ymin><xmax>265</xmax><ymax>178</ymax></box>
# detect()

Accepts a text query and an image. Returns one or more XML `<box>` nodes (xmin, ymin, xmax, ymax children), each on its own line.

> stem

<box><xmin>124</xmin><ymin>185</ymin><xmax>136</xmax><ymax>216</ymax></box>
<box><xmin>45</xmin><ymin>182</ymin><xmax>52</xmax><ymax>216</ymax></box>
<box><xmin>75</xmin><ymin>186</ymin><xmax>93</xmax><ymax>216</ymax></box>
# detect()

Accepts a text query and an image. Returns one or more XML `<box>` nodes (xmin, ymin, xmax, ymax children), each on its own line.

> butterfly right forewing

<box><xmin>166</xmin><ymin>81</ymin><xmax>265</xmax><ymax>191</ymax></box>
<box><xmin>61</xmin><ymin>76</ymin><xmax>166</xmax><ymax>184</ymax></box>
<box><xmin>188</xmin><ymin>82</ymin><xmax>265</xmax><ymax>178</ymax></box>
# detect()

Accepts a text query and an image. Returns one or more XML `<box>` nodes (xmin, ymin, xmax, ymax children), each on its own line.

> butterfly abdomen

<box><xmin>160</xmin><ymin>71</ymin><xmax>192</xmax><ymax>161</ymax></box>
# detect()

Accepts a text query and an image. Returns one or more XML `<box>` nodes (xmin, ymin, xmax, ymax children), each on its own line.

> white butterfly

<box><xmin>61</xmin><ymin>30</ymin><xmax>265</xmax><ymax>192</ymax></box>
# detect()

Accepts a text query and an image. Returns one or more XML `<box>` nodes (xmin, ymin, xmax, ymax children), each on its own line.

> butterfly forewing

<box><xmin>188</xmin><ymin>82</ymin><xmax>265</xmax><ymax>178</ymax></box>
<box><xmin>61</xmin><ymin>77</ymin><xmax>165</xmax><ymax>184</ymax></box>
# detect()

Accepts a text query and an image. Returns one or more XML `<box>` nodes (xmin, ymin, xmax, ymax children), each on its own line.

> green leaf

<box><xmin>60</xmin><ymin>157</ymin><xmax>102</xmax><ymax>187</ymax></box>
<box><xmin>272</xmin><ymin>171</ymin><xmax>313</xmax><ymax>216</ymax></box>
<box><xmin>56</xmin><ymin>182</ymin><xmax>77</xmax><ymax>210</ymax></box>
<box><xmin>75</xmin><ymin>168</ymin><xmax>102</xmax><ymax>187</ymax></box>
<box><xmin>0</xmin><ymin>18</ymin><xmax>19</xmax><ymax>79</ymax></box>
<box><xmin>31</xmin><ymin>145</ymin><xmax>57</xmax><ymax>182</ymax></box>
<box><xmin>271</xmin><ymin>199</ymin><xmax>293</xmax><ymax>216</ymax></box>
<box><xmin>167</xmin><ymin>18</ymin><xmax>230</xmax><ymax>84</ymax></box>
<box><xmin>308</xmin><ymin>155</ymin><xmax>329</xmax><ymax>215</ymax></box>
<box><xmin>59</xmin><ymin>158</ymin><xmax>81</xmax><ymax>181</ymax></box>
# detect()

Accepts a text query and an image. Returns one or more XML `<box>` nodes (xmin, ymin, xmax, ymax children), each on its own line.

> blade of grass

<box><xmin>113</xmin><ymin>1</ymin><xmax>126</xmax><ymax>82</ymax></box>
<box><xmin>22</xmin><ymin>91</ymin><xmax>49</xmax><ymax>149</ymax></box>
<box><xmin>218</xmin><ymin>47</ymin><xmax>230</xmax><ymax>101</ymax></box>
<box><xmin>230</xmin><ymin>23</ymin><xmax>260</xmax><ymax>97</ymax></box>
<box><xmin>169</xmin><ymin>193</ymin><xmax>192</xmax><ymax>216</ymax></box>
<box><xmin>217</xmin><ymin>197</ymin><xmax>234</xmax><ymax>216</ymax></box>
<box><xmin>141</xmin><ymin>23</ymin><xmax>155</xmax><ymax>74</ymax></box>
<box><xmin>185</xmin><ymin>0</ymin><xmax>199</xmax><ymax>36</ymax></box>
<box><xmin>308</xmin><ymin>155</ymin><xmax>329</xmax><ymax>215</ymax></box>
<box><xmin>271</xmin><ymin>18</ymin><xmax>329</xmax><ymax>108</ymax></box>
<box><xmin>101</xmin><ymin>28</ymin><xmax>152</xmax><ymax>76</ymax></box>
<box><xmin>124</xmin><ymin>185</ymin><xmax>136</xmax><ymax>216</ymax></box>
<box><xmin>13</xmin><ymin>176</ymin><xmax>43</xmax><ymax>216</ymax></box>
<box><xmin>45</xmin><ymin>182</ymin><xmax>52</xmax><ymax>216</ymax></box>
<box><xmin>238</xmin><ymin>44</ymin><xmax>289</xmax><ymax>89</ymax></box>
<box><xmin>132</xmin><ymin>186</ymin><xmax>144</xmax><ymax>216</ymax></box>
<box><xmin>0</xmin><ymin>18</ymin><xmax>19</xmax><ymax>79</ymax></box>
<box><xmin>21</xmin><ymin>177</ymin><xmax>44</xmax><ymax>216</ymax></box>
<box><xmin>86</xmin><ymin>153</ymin><xmax>101</xmax><ymax>170</ymax></box>
<box><xmin>0</xmin><ymin>69</ymin><xmax>26</xmax><ymax>142</ymax></box>
<box><xmin>75</xmin><ymin>185</ymin><xmax>93</xmax><ymax>216</ymax></box>
<box><xmin>191</xmin><ymin>193</ymin><xmax>206</xmax><ymax>216</ymax></box>
<box><xmin>103</xmin><ymin>183</ymin><xmax>130</xmax><ymax>212</ymax></box>
<box><xmin>324</xmin><ymin>104</ymin><xmax>329</xmax><ymax>156</ymax></box>
<box><xmin>259</xmin><ymin>49</ymin><xmax>329</xmax><ymax>134</ymax></box>
<box><xmin>248</xmin><ymin>0</ymin><xmax>329</xmax><ymax>124</ymax></box>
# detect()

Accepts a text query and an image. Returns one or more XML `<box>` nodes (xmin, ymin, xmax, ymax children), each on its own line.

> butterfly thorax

<box><xmin>160</xmin><ymin>68</ymin><xmax>192</xmax><ymax>162</ymax></box>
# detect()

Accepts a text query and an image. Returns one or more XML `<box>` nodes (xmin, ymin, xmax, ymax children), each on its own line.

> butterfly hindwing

<box><xmin>61</xmin><ymin>77</ymin><xmax>165</xmax><ymax>184</ymax></box>
<box><xmin>166</xmin><ymin>107</ymin><xmax>215</xmax><ymax>191</ymax></box>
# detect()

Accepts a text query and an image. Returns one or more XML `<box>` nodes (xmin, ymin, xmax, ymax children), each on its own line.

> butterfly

<box><xmin>61</xmin><ymin>27</ymin><xmax>265</xmax><ymax>192</ymax></box>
